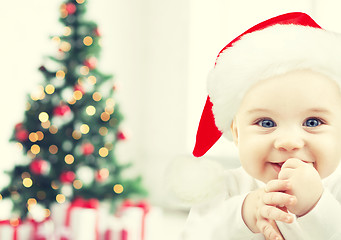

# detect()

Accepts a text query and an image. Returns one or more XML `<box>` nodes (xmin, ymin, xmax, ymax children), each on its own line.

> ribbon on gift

<box><xmin>104</xmin><ymin>228</ymin><xmax>128</xmax><ymax>240</ymax></box>
<box><xmin>27</xmin><ymin>217</ymin><xmax>51</xmax><ymax>240</ymax></box>
<box><xmin>119</xmin><ymin>200</ymin><xmax>150</xmax><ymax>240</ymax></box>
<box><xmin>0</xmin><ymin>219</ymin><xmax>22</xmax><ymax>240</ymax></box>
<box><xmin>61</xmin><ymin>197</ymin><xmax>100</xmax><ymax>240</ymax></box>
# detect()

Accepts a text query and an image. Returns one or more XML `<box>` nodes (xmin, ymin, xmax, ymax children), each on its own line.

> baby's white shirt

<box><xmin>181</xmin><ymin>164</ymin><xmax>341</xmax><ymax>240</ymax></box>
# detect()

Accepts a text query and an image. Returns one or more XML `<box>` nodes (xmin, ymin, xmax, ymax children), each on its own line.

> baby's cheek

<box><xmin>317</xmin><ymin>159</ymin><xmax>340</xmax><ymax>179</ymax></box>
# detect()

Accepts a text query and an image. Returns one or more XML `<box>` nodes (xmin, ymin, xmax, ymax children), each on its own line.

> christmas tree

<box><xmin>1</xmin><ymin>0</ymin><xmax>146</xmax><ymax>219</ymax></box>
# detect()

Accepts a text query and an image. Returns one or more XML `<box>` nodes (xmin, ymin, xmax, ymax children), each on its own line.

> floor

<box><xmin>145</xmin><ymin>208</ymin><xmax>188</xmax><ymax>240</ymax></box>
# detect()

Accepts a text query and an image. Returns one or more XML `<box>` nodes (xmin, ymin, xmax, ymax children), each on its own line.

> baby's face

<box><xmin>231</xmin><ymin>69</ymin><xmax>341</xmax><ymax>183</ymax></box>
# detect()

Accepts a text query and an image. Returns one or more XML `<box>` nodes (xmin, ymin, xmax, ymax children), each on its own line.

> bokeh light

<box><xmin>31</xmin><ymin>144</ymin><xmax>40</xmax><ymax>155</ymax></box>
<box><xmin>113</xmin><ymin>184</ymin><xmax>124</xmax><ymax>194</ymax></box>
<box><xmin>27</xmin><ymin>198</ymin><xmax>37</xmax><ymax>207</ymax></box>
<box><xmin>51</xmin><ymin>181</ymin><xmax>59</xmax><ymax>190</ymax></box>
<box><xmin>60</xmin><ymin>41</ymin><xmax>71</xmax><ymax>52</ymax></box>
<box><xmin>73</xmin><ymin>180</ymin><xmax>83</xmax><ymax>189</ymax></box>
<box><xmin>49</xmin><ymin>126</ymin><xmax>58</xmax><ymax>134</ymax></box>
<box><xmin>23</xmin><ymin>178</ymin><xmax>33</xmax><ymax>188</ymax></box>
<box><xmin>45</xmin><ymin>84</ymin><xmax>55</xmax><ymax>94</ymax></box>
<box><xmin>49</xmin><ymin>145</ymin><xmax>58</xmax><ymax>154</ymax></box>
<box><xmin>80</xmin><ymin>66</ymin><xmax>89</xmax><ymax>75</ymax></box>
<box><xmin>64</xmin><ymin>154</ymin><xmax>74</xmax><ymax>164</ymax></box>
<box><xmin>99</xmin><ymin>147</ymin><xmax>109</xmax><ymax>157</ymax></box>
<box><xmin>73</xmin><ymin>90</ymin><xmax>83</xmax><ymax>100</ymax></box>
<box><xmin>80</xmin><ymin>124</ymin><xmax>90</xmax><ymax>134</ymax></box>
<box><xmin>99</xmin><ymin>127</ymin><xmax>108</xmax><ymax>136</ymax></box>
<box><xmin>41</xmin><ymin>120</ymin><xmax>51</xmax><ymax>129</ymax></box>
<box><xmin>29</xmin><ymin>132</ymin><xmax>39</xmax><ymax>142</ymax></box>
<box><xmin>92</xmin><ymin>92</ymin><xmax>102</xmax><ymax>101</ymax></box>
<box><xmin>56</xmin><ymin>194</ymin><xmax>65</xmax><ymax>204</ymax></box>
<box><xmin>21</xmin><ymin>172</ymin><xmax>31</xmax><ymax>179</ymax></box>
<box><xmin>64</xmin><ymin>26</ymin><xmax>72</xmax><ymax>36</ymax></box>
<box><xmin>86</xmin><ymin>106</ymin><xmax>96</xmax><ymax>116</ymax></box>
<box><xmin>56</xmin><ymin>70</ymin><xmax>65</xmax><ymax>80</ymax></box>
<box><xmin>88</xmin><ymin>76</ymin><xmax>97</xmax><ymax>85</ymax></box>
<box><xmin>99</xmin><ymin>168</ymin><xmax>109</xmax><ymax>179</ymax></box>
<box><xmin>39</xmin><ymin>112</ymin><xmax>49</xmax><ymax>122</ymax></box>
<box><xmin>100</xmin><ymin>112</ymin><xmax>110</xmax><ymax>122</ymax></box>
<box><xmin>72</xmin><ymin>130</ymin><xmax>82</xmax><ymax>140</ymax></box>
<box><xmin>36</xmin><ymin>131</ymin><xmax>44</xmax><ymax>141</ymax></box>
<box><xmin>83</xmin><ymin>36</ymin><xmax>93</xmax><ymax>46</ymax></box>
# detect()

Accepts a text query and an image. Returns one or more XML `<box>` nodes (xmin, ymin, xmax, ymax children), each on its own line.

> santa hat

<box><xmin>193</xmin><ymin>12</ymin><xmax>341</xmax><ymax>157</ymax></box>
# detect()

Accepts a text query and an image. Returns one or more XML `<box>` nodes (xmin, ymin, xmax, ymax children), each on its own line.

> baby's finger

<box><xmin>263</xmin><ymin>192</ymin><xmax>296</xmax><ymax>207</ymax></box>
<box><xmin>265</xmin><ymin>179</ymin><xmax>291</xmax><ymax>192</ymax></box>
<box><xmin>278</xmin><ymin>168</ymin><xmax>294</xmax><ymax>180</ymax></box>
<box><xmin>256</xmin><ymin>219</ymin><xmax>283</xmax><ymax>240</ymax></box>
<box><xmin>259</xmin><ymin>205</ymin><xmax>294</xmax><ymax>223</ymax></box>
<box><xmin>281</xmin><ymin>158</ymin><xmax>303</xmax><ymax>169</ymax></box>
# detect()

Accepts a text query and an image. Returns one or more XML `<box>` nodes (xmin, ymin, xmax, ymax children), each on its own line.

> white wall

<box><xmin>0</xmin><ymin>1</ymin><xmax>62</xmax><ymax>186</ymax></box>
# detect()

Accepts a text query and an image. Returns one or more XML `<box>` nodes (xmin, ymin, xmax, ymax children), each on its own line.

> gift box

<box><xmin>50</xmin><ymin>201</ymin><xmax>69</xmax><ymax>239</ymax></box>
<box><xmin>0</xmin><ymin>219</ymin><xmax>30</xmax><ymax>240</ymax></box>
<box><xmin>51</xmin><ymin>198</ymin><xmax>99</xmax><ymax>240</ymax></box>
<box><xmin>0</xmin><ymin>218</ymin><xmax>52</xmax><ymax>240</ymax></box>
<box><xmin>28</xmin><ymin>218</ymin><xmax>54</xmax><ymax>240</ymax></box>
<box><xmin>104</xmin><ymin>200</ymin><xmax>151</xmax><ymax>240</ymax></box>
<box><xmin>103</xmin><ymin>216</ymin><xmax>125</xmax><ymax>240</ymax></box>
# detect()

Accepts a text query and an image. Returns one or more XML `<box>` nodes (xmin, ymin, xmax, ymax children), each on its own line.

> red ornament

<box><xmin>53</xmin><ymin>104</ymin><xmax>71</xmax><ymax>116</ymax></box>
<box><xmin>117</xmin><ymin>131</ymin><xmax>127</xmax><ymax>140</ymax></box>
<box><xmin>83</xmin><ymin>57</ymin><xmax>97</xmax><ymax>70</ymax></box>
<box><xmin>112</xmin><ymin>83</ymin><xmax>120</xmax><ymax>91</ymax></box>
<box><xmin>65</xmin><ymin>3</ymin><xmax>77</xmax><ymax>15</ymax></box>
<box><xmin>60</xmin><ymin>171</ymin><xmax>76</xmax><ymax>183</ymax></box>
<box><xmin>95</xmin><ymin>169</ymin><xmax>108</xmax><ymax>182</ymax></box>
<box><xmin>15</xmin><ymin>129</ymin><xmax>29</xmax><ymax>142</ymax></box>
<box><xmin>94</xmin><ymin>28</ymin><xmax>101</xmax><ymax>37</ymax></box>
<box><xmin>81</xmin><ymin>143</ymin><xmax>94</xmax><ymax>155</ymax></box>
<box><xmin>74</xmin><ymin>84</ymin><xmax>85</xmax><ymax>94</ymax></box>
<box><xmin>15</xmin><ymin>123</ymin><xmax>23</xmax><ymax>130</ymax></box>
<box><xmin>30</xmin><ymin>159</ymin><xmax>49</xmax><ymax>175</ymax></box>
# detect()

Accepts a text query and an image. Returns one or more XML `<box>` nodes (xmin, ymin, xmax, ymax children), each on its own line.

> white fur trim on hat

<box><xmin>207</xmin><ymin>24</ymin><xmax>341</xmax><ymax>140</ymax></box>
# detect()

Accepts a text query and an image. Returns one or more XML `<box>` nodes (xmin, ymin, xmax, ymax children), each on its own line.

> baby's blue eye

<box><xmin>257</xmin><ymin>119</ymin><xmax>276</xmax><ymax>128</ymax></box>
<box><xmin>304</xmin><ymin>118</ymin><xmax>322</xmax><ymax>127</ymax></box>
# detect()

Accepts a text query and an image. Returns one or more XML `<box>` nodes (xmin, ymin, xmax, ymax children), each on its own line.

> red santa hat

<box><xmin>193</xmin><ymin>12</ymin><xmax>341</xmax><ymax>157</ymax></box>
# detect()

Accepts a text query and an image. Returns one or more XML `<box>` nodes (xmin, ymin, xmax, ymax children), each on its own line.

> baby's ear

<box><xmin>230</xmin><ymin>119</ymin><xmax>238</xmax><ymax>146</ymax></box>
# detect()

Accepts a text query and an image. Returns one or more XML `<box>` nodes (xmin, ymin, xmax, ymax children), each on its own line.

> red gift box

<box><xmin>104</xmin><ymin>200</ymin><xmax>150</xmax><ymax>240</ymax></box>
<box><xmin>59</xmin><ymin>197</ymin><xmax>100</xmax><ymax>240</ymax></box>
<box><xmin>27</xmin><ymin>217</ymin><xmax>52</xmax><ymax>240</ymax></box>
<box><xmin>0</xmin><ymin>217</ymin><xmax>51</xmax><ymax>240</ymax></box>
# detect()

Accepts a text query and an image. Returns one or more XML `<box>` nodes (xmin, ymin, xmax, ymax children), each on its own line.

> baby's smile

<box><xmin>270</xmin><ymin>162</ymin><xmax>285</xmax><ymax>173</ymax></box>
<box><xmin>269</xmin><ymin>158</ymin><xmax>315</xmax><ymax>175</ymax></box>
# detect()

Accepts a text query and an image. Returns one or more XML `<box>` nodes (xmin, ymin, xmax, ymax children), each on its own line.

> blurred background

<box><xmin>1</xmin><ymin>0</ymin><xmax>341</xmax><ymax>239</ymax></box>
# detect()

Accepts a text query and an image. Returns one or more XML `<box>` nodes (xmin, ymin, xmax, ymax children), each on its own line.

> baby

<box><xmin>183</xmin><ymin>12</ymin><xmax>341</xmax><ymax>240</ymax></box>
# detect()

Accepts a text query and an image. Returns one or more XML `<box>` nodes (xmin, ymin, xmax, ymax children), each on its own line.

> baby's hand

<box><xmin>242</xmin><ymin>180</ymin><xmax>295</xmax><ymax>240</ymax></box>
<box><xmin>278</xmin><ymin>158</ymin><xmax>323</xmax><ymax>216</ymax></box>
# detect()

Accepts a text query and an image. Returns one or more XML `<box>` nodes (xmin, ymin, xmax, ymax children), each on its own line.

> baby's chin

<box><xmin>246</xmin><ymin>171</ymin><xmax>277</xmax><ymax>185</ymax></box>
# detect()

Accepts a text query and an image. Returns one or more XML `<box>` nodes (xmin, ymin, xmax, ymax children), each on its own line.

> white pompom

<box><xmin>166</xmin><ymin>156</ymin><xmax>226</xmax><ymax>205</ymax></box>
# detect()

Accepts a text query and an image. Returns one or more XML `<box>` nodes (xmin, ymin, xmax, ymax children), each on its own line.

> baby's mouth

<box><xmin>277</xmin><ymin>162</ymin><xmax>284</xmax><ymax>168</ymax></box>
<box><xmin>271</xmin><ymin>162</ymin><xmax>284</xmax><ymax>172</ymax></box>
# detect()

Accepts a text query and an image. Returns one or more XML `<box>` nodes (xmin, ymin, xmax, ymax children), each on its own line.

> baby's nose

<box><xmin>274</xmin><ymin>133</ymin><xmax>304</xmax><ymax>151</ymax></box>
